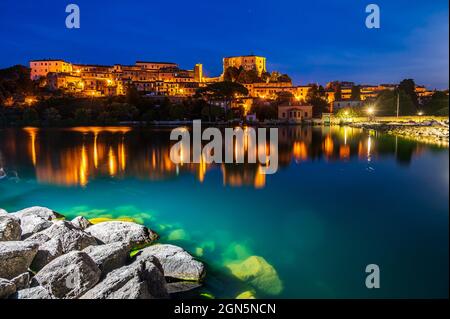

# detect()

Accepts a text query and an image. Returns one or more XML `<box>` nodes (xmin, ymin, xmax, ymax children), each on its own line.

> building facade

<box><xmin>278</xmin><ymin>105</ymin><xmax>313</xmax><ymax>122</ymax></box>
<box><xmin>223</xmin><ymin>55</ymin><xmax>267</xmax><ymax>76</ymax></box>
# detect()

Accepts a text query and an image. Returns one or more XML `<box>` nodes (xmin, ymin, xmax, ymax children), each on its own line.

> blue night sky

<box><xmin>0</xmin><ymin>0</ymin><xmax>448</xmax><ymax>89</ymax></box>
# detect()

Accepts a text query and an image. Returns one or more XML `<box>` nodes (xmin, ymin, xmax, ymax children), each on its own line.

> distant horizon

<box><xmin>0</xmin><ymin>1</ymin><xmax>448</xmax><ymax>89</ymax></box>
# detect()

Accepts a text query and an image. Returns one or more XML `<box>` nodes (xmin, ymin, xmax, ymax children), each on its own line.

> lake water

<box><xmin>0</xmin><ymin>126</ymin><xmax>448</xmax><ymax>298</ymax></box>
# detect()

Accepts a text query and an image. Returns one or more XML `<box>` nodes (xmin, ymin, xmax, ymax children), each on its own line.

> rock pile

<box><xmin>0</xmin><ymin>207</ymin><xmax>205</xmax><ymax>299</ymax></box>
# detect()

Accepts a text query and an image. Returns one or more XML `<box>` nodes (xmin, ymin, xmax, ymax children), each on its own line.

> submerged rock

<box><xmin>226</xmin><ymin>256</ymin><xmax>283</xmax><ymax>296</ymax></box>
<box><xmin>71</xmin><ymin>216</ymin><xmax>92</xmax><ymax>230</ymax></box>
<box><xmin>0</xmin><ymin>241</ymin><xmax>39</xmax><ymax>279</ymax></box>
<box><xmin>10</xmin><ymin>286</ymin><xmax>54</xmax><ymax>299</ymax></box>
<box><xmin>0</xmin><ymin>215</ymin><xmax>22</xmax><ymax>241</ymax></box>
<box><xmin>83</xmin><ymin>242</ymin><xmax>130</xmax><ymax>276</ymax></box>
<box><xmin>33</xmin><ymin>251</ymin><xmax>101</xmax><ymax>299</ymax></box>
<box><xmin>27</xmin><ymin>221</ymin><xmax>97</xmax><ymax>253</ymax></box>
<box><xmin>86</xmin><ymin>221</ymin><xmax>158</xmax><ymax>248</ymax></box>
<box><xmin>81</xmin><ymin>256</ymin><xmax>168</xmax><ymax>299</ymax></box>
<box><xmin>235</xmin><ymin>290</ymin><xmax>256</xmax><ymax>299</ymax></box>
<box><xmin>136</xmin><ymin>244</ymin><xmax>205</xmax><ymax>281</ymax></box>
<box><xmin>0</xmin><ymin>278</ymin><xmax>16</xmax><ymax>299</ymax></box>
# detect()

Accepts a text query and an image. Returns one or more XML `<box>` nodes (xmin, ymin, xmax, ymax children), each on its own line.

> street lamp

<box><xmin>418</xmin><ymin>111</ymin><xmax>424</xmax><ymax>116</ymax></box>
<box><xmin>367</xmin><ymin>106</ymin><xmax>375</xmax><ymax>122</ymax></box>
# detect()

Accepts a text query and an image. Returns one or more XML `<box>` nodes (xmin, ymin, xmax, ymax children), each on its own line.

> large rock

<box><xmin>12</xmin><ymin>206</ymin><xmax>62</xmax><ymax>220</ymax></box>
<box><xmin>86</xmin><ymin>221</ymin><xmax>158</xmax><ymax>248</ymax></box>
<box><xmin>0</xmin><ymin>241</ymin><xmax>38</xmax><ymax>279</ymax></box>
<box><xmin>0</xmin><ymin>208</ymin><xmax>8</xmax><ymax>216</ymax></box>
<box><xmin>26</xmin><ymin>221</ymin><xmax>97</xmax><ymax>253</ymax></box>
<box><xmin>12</xmin><ymin>272</ymin><xmax>30</xmax><ymax>290</ymax></box>
<box><xmin>0</xmin><ymin>215</ymin><xmax>22</xmax><ymax>241</ymax></box>
<box><xmin>136</xmin><ymin>244</ymin><xmax>205</xmax><ymax>281</ymax></box>
<box><xmin>81</xmin><ymin>256</ymin><xmax>168</xmax><ymax>299</ymax></box>
<box><xmin>10</xmin><ymin>286</ymin><xmax>54</xmax><ymax>299</ymax></box>
<box><xmin>19</xmin><ymin>215</ymin><xmax>53</xmax><ymax>239</ymax></box>
<box><xmin>30</xmin><ymin>238</ymin><xmax>64</xmax><ymax>271</ymax></box>
<box><xmin>33</xmin><ymin>251</ymin><xmax>101</xmax><ymax>299</ymax></box>
<box><xmin>11</xmin><ymin>206</ymin><xmax>61</xmax><ymax>239</ymax></box>
<box><xmin>166</xmin><ymin>281</ymin><xmax>202</xmax><ymax>294</ymax></box>
<box><xmin>83</xmin><ymin>242</ymin><xmax>130</xmax><ymax>276</ymax></box>
<box><xmin>71</xmin><ymin>216</ymin><xmax>92</xmax><ymax>230</ymax></box>
<box><xmin>0</xmin><ymin>278</ymin><xmax>16</xmax><ymax>299</ymax></box>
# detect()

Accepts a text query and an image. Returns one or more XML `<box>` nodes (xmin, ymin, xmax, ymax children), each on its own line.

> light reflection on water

<box><xmin>0</xmin><ymin>126</ymin><xmax>448</xmax><ymax>298</ymax></box>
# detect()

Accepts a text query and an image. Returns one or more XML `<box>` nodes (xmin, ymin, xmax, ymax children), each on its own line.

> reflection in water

<box><xmin>0</xmin><ymin>126</ymin><xmax>443</xmax><ymax>188</ymax></box>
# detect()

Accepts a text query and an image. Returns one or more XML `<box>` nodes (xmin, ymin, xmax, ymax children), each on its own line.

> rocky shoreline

<box><xmin>349</xmin><ymin>119</ymin><xmax>449</xmax><ymax>146</ymax></box>
<box><xmin>0</xmin><ymin>207</ymin><xmax>205</xmax><ymax>299</ymax></box>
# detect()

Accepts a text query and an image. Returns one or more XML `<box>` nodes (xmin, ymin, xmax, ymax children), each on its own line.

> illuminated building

<box><xmin>223</xmin><ymin>55</ymin><xmax>267</xmax><ymax>76</ymax></box>
<box><xmin>30</xmin><ymin>59</ymin><xmax>73</xmax><ymax>80</ymax></box>
<box><xmin>278</xmin><ymin>105</ymin><xmax>313</xmax><ymax>122</ymax></box>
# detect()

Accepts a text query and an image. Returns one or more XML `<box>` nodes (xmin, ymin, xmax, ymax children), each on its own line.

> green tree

<box><xmin>375</xmin><ymin>90</ymin><xmax>417</xmax><ymax>116</ymax></box>
<box><xmin>260</xmin><ymin>72</ymin><xmax>271</xmax><ymax>83</ymax></box>
<box><xmin>224</xmin><ymin>67</ymin><xmax>240</xmax><ymax>82</ymax></box>
<box><xmin>277</xmin><ymin>74</ymin><xmax>292</xmax><ymax>83</ymax></box>
<box><xmin>195</xmin><ymin>81</ymin><xmax>249</xmax><ymax>116</ymax></box>
<box><xmin>333</xmin><ymin>83</ymin><xmax>342</xmax><ymax>101</ymax></box>
<box><xmin>250</xmin><ymin>101</ymin><xmax>277</xmax><ymax>121</ymax></box>
<box><xmin>275</xmin><ymin>91</ymin><xmax>294</xmax><ymax>105</ymax></box>
<box><xmin>22</xmin><ymin>107</ymin><xmax>39</xmax><ymax>126</ymax></box>
<box><xmin>109</xmin><ymin>102</ymin><xmax>139</xmax><ymax>121</ymax></box>
<box><xmin>351</xmin><ymin>85</ymin><xmax>361</xmax><ymax>101</ymax></box>
<box><xmin>43</xmin><ymin>107</ymin><xmax>61</xmax><ymax>126</ymax></box>
<box><xmin>398</xmin><ymin>79</ymin><xmax>418</xmax><ymax>107</ymax></box>
<box><xmin>74</xmin><ymin>108</ymin><xmax>92</xmax><ymax>124</ymax></box>
<box><xmin>307</xmin><ymin>84</ymin><xmax>330</xmax><ymax>117</ymax></box>
<box><xmin>425</xmin><ymin>91</ymin><xmax>449</xmax><ymax>116</ymax></box>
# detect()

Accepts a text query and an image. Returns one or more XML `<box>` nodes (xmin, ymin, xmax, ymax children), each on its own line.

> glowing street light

<box><xmin>367</xmin><ymin>107</ymin><xmax>375</xmax><ymax>115</ymax></box>
<box><xmin>418</xmin><ymin>111</ymin><xmax>424</xmax><ymax>116</ymax></box>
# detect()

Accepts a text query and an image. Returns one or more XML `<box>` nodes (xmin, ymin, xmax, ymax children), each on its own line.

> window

<box><xmin>282</xmin><ymin>112</ymin><xmax>286</xmax><ymax>118</ymax></box>
<box><xmin>305</xmin><ymin>112</ymin><xmax>308</xmax><ymax>117</ymax></box>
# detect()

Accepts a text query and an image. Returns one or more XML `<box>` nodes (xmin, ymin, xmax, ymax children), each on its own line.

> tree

<box><xmin>424</xmin><ymin>91</ymin><xmax>449</xmax><ymax>116</ymax></box>
<box><xmin>307</xmin><ymin>84</ymin><xmax>330</xmax><ymax>117</ymax></box>
<box><xmin>74</xmin><ymin>108</ymin><xmax>92</xmax><ymax>124</ymax></box>
<box><xmin>250</xmin><ymin>100</ymin><xmax>277</xmax><ymax>121</ymax></box>
<box><xmin>261</xmin><ymin>72</ymin><xmax>271</xmax><ymax>83</ymax></box>
<box><xmin>223</xmin><ymin>67</ymin><xmax>240</xmax><ymax>82</ymax></box>
<box><xmin>375</xmin><ymin>89</ymin><xmax>417</xmax><ymax>116</ymax></box>
<box><xmin>126</xmin><ymin>84</ymin><xmax>142</xmax><ymax>106</ymax></box>
<box><xmin>275</xmin><ymin>91</ymin><xmax>294</xmax><ymax>105</ymax></box>
<box><xmin>333</xmin><ymin>83</ymin><xmax>342</xmax><ymax>101</ymax></box>
<box><xmin>22</xmin><ymin>108</ymin><xmax>40</xmax><ymax>126</ymax></box>
<box><xmin>351</xmin><ymin>85</ymin><xmax>361</xmax><ymax>101</ymax></box>
<box><xmin>335</xmin><ymin>107</ymin><xmax>363</xmax><ymax>119</ymax></box>
<box><xmin>195</xmin><ymin>81</ymin><xmax>249</xmax><ymax>116</ymax></box>
<box><xmin>398</xmin><ymin>79</ymin><xmax>418</xmax><ymax>107</ymax></box>
<box><xmin>43</xmin><ymin>107</ymin><xmax>61</xmax><ymax>126</ymax></box>
<box><xmin>277</xmin><ymin>74</ymin><xmax>292</xmax><ymax>83</ymax></box>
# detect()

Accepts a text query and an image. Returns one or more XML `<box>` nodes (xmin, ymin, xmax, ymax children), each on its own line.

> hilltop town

<box><xmin>0</xmin><ymin>55</ymin><xmax>448</xmax><ymax>127</ymax></box>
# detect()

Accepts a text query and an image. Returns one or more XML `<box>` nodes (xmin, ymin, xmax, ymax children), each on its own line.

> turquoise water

<box><xmin>0</xmin><ymin>126</ymin><xmax>448</xmax><ymax>298</ymax></box>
